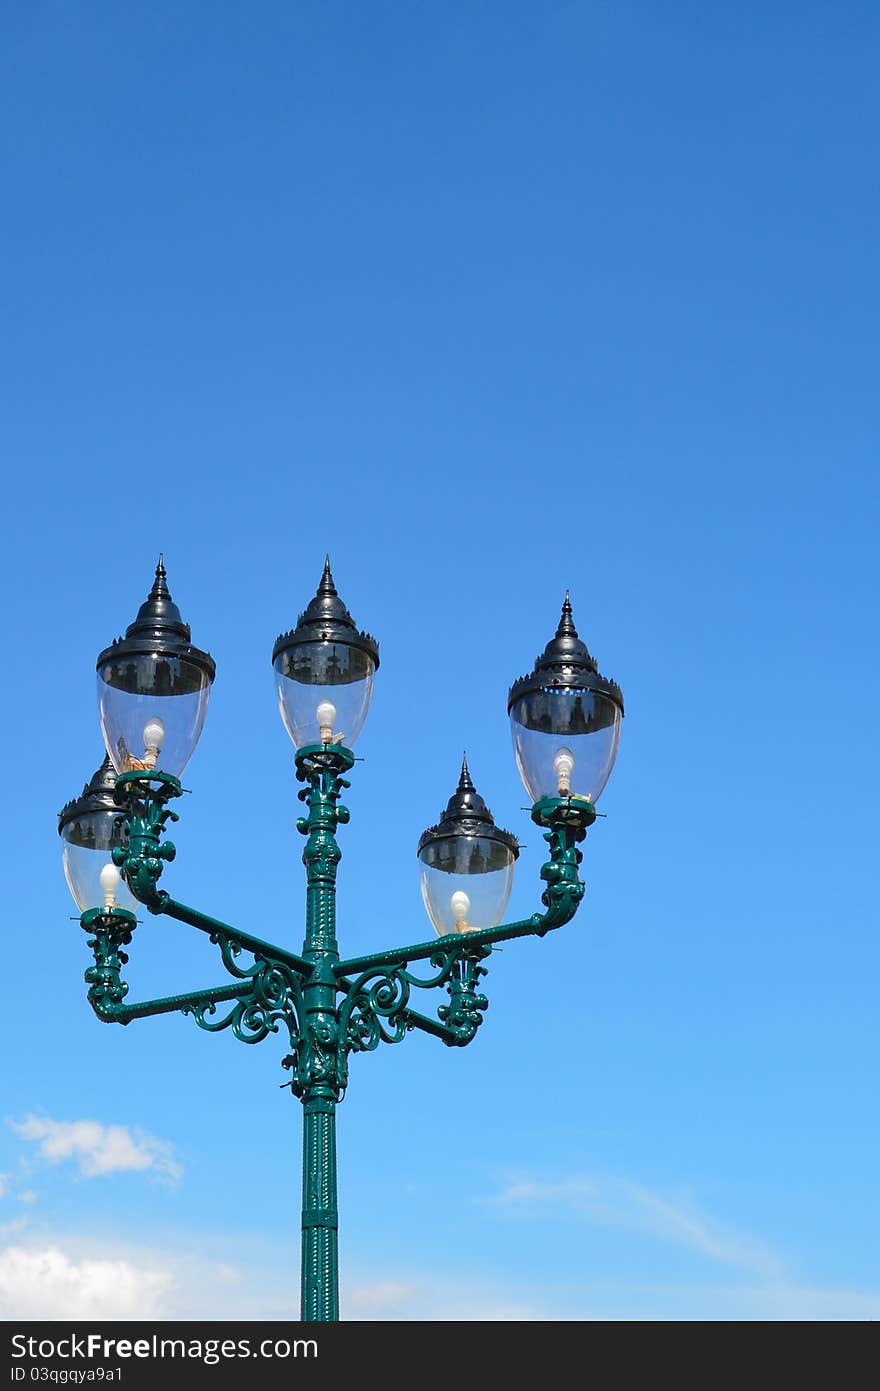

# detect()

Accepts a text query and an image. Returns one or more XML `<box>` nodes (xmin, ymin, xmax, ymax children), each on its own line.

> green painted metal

<box><xmin>289</xmin><ymin>744</ymin><xmax>350</xmax><ymax>1322</ymax></box>
<box><xmin>81</xmin><ymin>756</ymin><xmax>595</xmax><ymax>1321</ymax></box>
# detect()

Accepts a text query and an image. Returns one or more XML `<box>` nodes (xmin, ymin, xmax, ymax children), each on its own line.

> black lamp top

<box><xmin>95</xmin><ymin>557</ymin><xmax>216</xmax><ymax>681</ymax></box>
<box><xmin>272</xmin><ymin>557</ymin><xmax>380</xmax><ymax>669</ymax></box>
<box><xmin>507</xmin><ymin>593</ymin><xmax>624</xmax><ymax>715</ymax></box>
<box><xmin>417</xmin><ymin>755</ymin><xmax>520</xmax><ymax>859</ymax></box>
<box><xmin>58</xmin><ymin>754</ymin><xmax>119</xmax><ymax>834</ymax></box>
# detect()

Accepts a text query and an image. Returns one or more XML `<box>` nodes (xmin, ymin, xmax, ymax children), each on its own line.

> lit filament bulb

<box><xmin>142</xmin><ymin>717</ymin><xmax>166</xmax><ymax>769</ymax></box>
<box><xmin>316</xmin><ymin>700</ymin><xmax>337</xmax><ymax>744</ymax></box>
<box><xmin>553</xmin><ymin>747</ymin><xmax>575</xmax><ymax>796</ymax></box>
<box><xmin>100</xmin><ymin>862</ymin><xmax>121</xmax><ymax>910</ymax></box>
<box><xmin>450</xmin><ymin>889</ymin><xmax>471</xmax><ymax>933</ymax></box>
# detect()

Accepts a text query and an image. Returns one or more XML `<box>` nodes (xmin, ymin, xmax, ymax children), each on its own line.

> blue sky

<box><xmin>1</xmin><ymin>0</ymin><xmax>878</xmax><ymax>1319</ymax></box>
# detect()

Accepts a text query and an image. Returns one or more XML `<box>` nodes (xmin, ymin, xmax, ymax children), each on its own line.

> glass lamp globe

<box><xmin>508</xmin><ymin>593</ymin><xmax>624</xmax><ymax>805</ymax></box>
<box><xmin>418</xmin><ymin>757</ymin><xmax>519</xmax><ymax>937</ymax></box>
<box><xmin>272</xmin><ymin>557</ymin><xmax>379</xmax><ymax>751</ymax></box>
<box><xmin>96</xmin><ymin>558</ymin><xmax>215</xmax><ymax>778</ymax></box>
<box><xmin>58</xmin><ymin>755</ymin><xmax>135</xmax><ymax>913</ymax></box>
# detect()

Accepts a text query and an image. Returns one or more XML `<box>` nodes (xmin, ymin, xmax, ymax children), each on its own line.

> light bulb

<box><xmin>553</xmin><ymin>746</ymin><xmax>575</xmax><ymax>796</ymax></box>
<box><xmin>316</xmin><ymin>700</ymin><xmax>337</xmax><ymax>744</ymax></box>
<box><xmin>450</xmin><ymin>890</ymin><xmax>471</xmax><ymax>932</ymax></box>
<box><xmin>142</xmin><ymin>717</ymin><xmax>166</xmax><ymax>769</ymax></box>
<box><xmin>99</xmin><ymin>862</ymin><xmax>121</xmax><ymax>909</ymax></box>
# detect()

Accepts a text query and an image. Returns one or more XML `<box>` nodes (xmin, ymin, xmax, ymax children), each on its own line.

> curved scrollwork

<box><xmin>210</xmin><ymin>931</ymin><xmax>265</xmax><ymax>981</ymax></box>
<box><xmin>339</xmin><ymin>944</ymin><xmax>492</xmax><ymax>1055</ymax></box>
<box><xmin>340</xmin><ymin>969</ymin><xmax>412</xmax><ymax>1054</ymax></box>
<box><xmin>399</xmin><ymin>952</ymin><xmax>463</xmax><ymax>991</ymax></box>
<box><xmin>81</xmin><ymin>751</ymin><xmax>592</xmax><ymax>1109</ymax></box>
<box><xmin>182</xmin><ymin>961</ymin><xmax>304</xmax><ymax>1046</ymax></box>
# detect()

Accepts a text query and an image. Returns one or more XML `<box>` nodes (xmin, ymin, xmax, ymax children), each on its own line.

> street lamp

<box><xmin>59</xmin><ymin>557</ymin><xmax>624</xmax><ymax>1322</ymax></box>
<box><xmin>58</xmin><ymin>755</ymin><xmax>136</xmax><ymax>916</ymax></box>
<box><xmin>508</xmin><ymin>590</ymin><xmax>624</xmax><ymax>805</ymax></box>
<box><xmin>417</xmin><ymin>756</ymin><xmax>519</xmax><ymax>937</ymax></box>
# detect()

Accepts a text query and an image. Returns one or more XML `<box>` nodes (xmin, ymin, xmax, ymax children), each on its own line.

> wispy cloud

<box><xmin>0</xmin><ymin>1171</ymin><xmax>37</xmax><ymax>1211</ymax></box>
<box><xmin>345</xmin><ymin>1280</ymin><xmax>418</xmax><ymax>1317</ymax></box>
<box><xmin>495</xmin><ymin>1175</ymin><xmax>786</xmax><ymax>1281</ymax></box>
<box><xmin>9</xmin><ymin>1116</ymin><xmax>181</xmax><ymax>1182</ymax></box>
<box><xmin>343</xmin><ymin>1269</ymin><xmax>880</xmax><ymax>1322</ymax></box>
<box><xmin>344</xmin><ymin>1275</ymin><xmax>546</xmax><ymax>1321</ymax></box>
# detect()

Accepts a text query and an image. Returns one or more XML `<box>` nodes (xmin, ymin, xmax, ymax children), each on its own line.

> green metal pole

<box><xmin>92</xmin><ymin>757</ymin><xmax>593</xmax><ymax>1324</ymax></box>
<box><xmin>295</xmin><ymin>749</ymin><xmax>352</xmax><ymax>1322</ymax></box>
<box><xmin>300</xmin><ymin>1093</ymin><xmax>338</xmax><ymax>1322</ymax></box>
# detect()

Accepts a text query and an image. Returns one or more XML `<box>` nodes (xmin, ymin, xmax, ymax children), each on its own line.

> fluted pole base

<box><xmin>301</xmin><ymin>1094</ymin><xmax>339</xmax><ymax>1321</ymax></box>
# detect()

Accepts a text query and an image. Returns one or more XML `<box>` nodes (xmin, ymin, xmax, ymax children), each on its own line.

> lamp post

<box><xmin>59</xmin><ymin>557</ymin><xmax>624</xmax><ymax>1323</ymax></box>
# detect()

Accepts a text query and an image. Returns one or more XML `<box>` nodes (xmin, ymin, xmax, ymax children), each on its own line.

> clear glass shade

<box><xmin>274</xmin><ymin>641</ymin><xmax>375</xmax><ymax>750</ymax></box>
<box><xmin>510</xmin><ymin>687</ymin><xmax>621</xmax><ymax>803</ymax></box>
<box><xmin>61</xmin><ymin>809</ymin><xmax>135</xmax><ymax>914</ymax></box>
<box><xmin>98</xmin><ymin>653</ymin><xmax>212</xmax><ymax>777</ymax></box>
<box><xmin>419</xmin><ymin>835</ymin><xmax>515</xmax><ymax>937</ymax></box>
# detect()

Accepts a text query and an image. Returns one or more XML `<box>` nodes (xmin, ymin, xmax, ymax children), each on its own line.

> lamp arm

<box><xmin>336</xmin><ymin>947</ymin><xmax>491</xmax><ymax>1052</ymax></box>
<box><xmin>149</xmin><ymin>894</ymin><xmax>313</xmax><ymax>979</ymax></box>
<box><xmin>92</xmin><ymin>980</ymin><xmax>253</xmax><ymax>1026</ymax></box>
<box><xmin>334</xmin><ymin>803</ymin><xmax>589</xmax><ymax>980</ymax></box>
<box><xmin>331</xmin><ymin>803</ymin><xmax>589</xmax><ymax>1050</ymax></box>
<box><xmin>111</xmin><ymin>771</ymin><xmax>313</xmax><ymax>980</ymax></box>
<box><xmin>335</xmin><ymin>972</ymin><xmax>461</xmax><ymax>1045</ymax></box>
<box><xmin>82</xmin><ymin>909</ymin><xmax>308</xmax><ymax>1047</ymax></box>
<box><xmin>335</xmin><ymin>910</ymin><xmax>559</xmax><ymax>979</ymax></box>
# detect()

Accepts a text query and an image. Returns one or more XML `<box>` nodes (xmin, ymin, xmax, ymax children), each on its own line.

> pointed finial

<box><xmin>507</xmin><ymin>586</ymin><xmax>621</xmax><ymax>715</ymax></box>
<box><xmin>318</xmin><ymin>555</ymin><xmax>337</xmax><ymax>597</ymax></box>
<box><xmin>418</xmin><ymin>753</ymin><xmax>520</xmax><ymax>862</ymax></box>
<box><xmin>148</xmin><ymin>554</ymin><xmax>171</xmax><ymax>601</ymax></box>
<box><xmin>556</xmin><ymin>589</ymin><xmax>578</xmax><ymax>639</ymax></box>
<box><xmin>96</xmin><ymin>555</ymin><xmax>215</xmax><ymax>685</ymax></box>
<box><xmin>458</xmin><ymin>752</ymin><xmax>475</xmax><ymax>792</ymax></box>
<box><xmin>272</xmin><ymin>557</ymin><xmax>380</xmax><ymax>674</ymax></box>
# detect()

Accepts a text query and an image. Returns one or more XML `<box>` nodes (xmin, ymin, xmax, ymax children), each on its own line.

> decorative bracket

<box><xmin>112</xmin><ymin>771</ymin><xmax>182</xmax><ymax>908</ymax></box>
<box><xmin>82</xmin><ymin>770</ymin><xmax>593</xmax><ymax>1088</ymax></box>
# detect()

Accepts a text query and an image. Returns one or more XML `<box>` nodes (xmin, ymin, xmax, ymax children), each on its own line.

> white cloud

<box><xmin>10</xmin><ymin>1116</ymin><xmax>181</xmax><ymax>1182</ymax></box>
<box><xmin>0</xmin><ymin>1238</ymin><xmax>294</xmax><ymax>1321</ymax></box>
<box><xmin>0</xmin><ymin>1245</ymin><xmax>173</xmax><ymax>1319</ymax></box>
<box><xmin>495</xmin><ymin>1175</ymin><xmax>786</xmax><ymax>1281</ymax></box>
<box><xmin>0</xmin><ymin>1229</ymin><xmax>876</xmax><ymax>1321</ymax></box>
<box><xmin>0</xmin><ymin>1162</ymin><xmax>872</xmax><ymax>1322</ymax></box>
